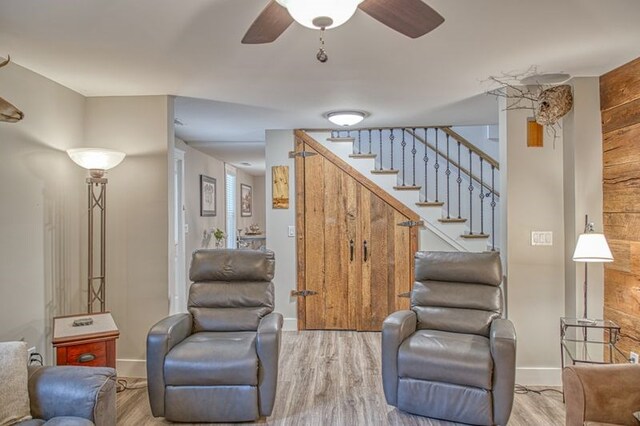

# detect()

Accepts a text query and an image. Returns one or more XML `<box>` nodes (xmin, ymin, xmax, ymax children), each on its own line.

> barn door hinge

<box><xmin>397</xmin><ymin>292</ymin><xmax>411</xmax><ymax>298</ymax></box>
<box><xmin>288</xmin><ymin>151</ymin><xmax>318</xmax><ymax>158</ymax></box>
<box><xmin>291</xmin><ymin>289</ymin><xmax>319</xmax><ymax>297</ymax></box>
<box><xmin>397</xmin><ymin>220</ymin><xmax>424</xmax><ymax>228</ymax></box>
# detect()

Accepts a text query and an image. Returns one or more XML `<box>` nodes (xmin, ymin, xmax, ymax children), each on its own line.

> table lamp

<box><xmin>572</xmin><ymin>215</ymin><xmax>613</xmax><ymax>324</ymax></box>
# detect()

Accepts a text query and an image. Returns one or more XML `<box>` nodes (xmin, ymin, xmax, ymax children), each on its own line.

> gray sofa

<box><xmin>382</xmin><ymin>251</ymin><xmax>516</xmax><ymax>426</ymax></box>
<box><xmin>21</xmin><ymin>366</ymin><xmax>116</xmax><ymax>426</ymax></box>
<box><xmin>147</xmin><ymin>249</ymin><xmax>283</xmax><ymax>423</ymax></box>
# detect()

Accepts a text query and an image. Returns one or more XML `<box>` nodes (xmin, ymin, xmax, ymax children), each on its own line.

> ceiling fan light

<box><xmin>276</xmin><ymin>0</ymin><xmax>363</xmax><ymax>29</ymax></box>
<box><xmin>325</xmin><ymin>111</ymin><xmax>367</xmax><ymax>127</ymax></box>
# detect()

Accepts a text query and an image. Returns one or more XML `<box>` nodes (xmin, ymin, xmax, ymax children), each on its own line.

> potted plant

<box><xmin>213</xmin><ymin>228</ymin><xmax>225</xmax><ymax>248</ymax></box>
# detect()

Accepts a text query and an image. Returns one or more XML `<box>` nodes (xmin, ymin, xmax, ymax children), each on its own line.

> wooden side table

<box><xmin>52</xmin><ymin>312</ymin><xmax>120</xmax><ymax>368</ymax></box>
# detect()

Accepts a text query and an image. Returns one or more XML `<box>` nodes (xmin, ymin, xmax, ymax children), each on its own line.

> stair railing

<box><xmin>329</xmin><ymin>126</ymin><xmax>500</xmax><ymax>251</ymax></box>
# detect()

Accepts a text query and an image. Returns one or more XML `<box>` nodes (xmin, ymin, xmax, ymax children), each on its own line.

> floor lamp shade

<box><xmin>572</xmin><ymin>233</ymin><xmax>614</xmax><ymax>262</ymax></box>
<box><xmin>67</xmin><ymin>147</ymin><xmax>125</xmax><ymax>313</ymax></box>
<box><xmin>572</xmin><ymin>222</ymin><xmax>613</xmax><ymax>322</ymax></box>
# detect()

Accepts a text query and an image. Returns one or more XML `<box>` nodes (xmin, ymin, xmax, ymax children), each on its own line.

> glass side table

<box><xmin>560</xmin><ymin>317</ymin><xmax>626</xmax><ymax>368</ymax></box>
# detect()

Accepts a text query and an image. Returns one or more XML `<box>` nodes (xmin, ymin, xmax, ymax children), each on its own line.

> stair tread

<box><xmin>327</xmin><ymin>137</ymin><xmax>355</xmax><ymax>142</ymax></box>
<box><xmin>438</xmin><ymin>217</ymin><xmax>468</xmax><ymax>223</ymax></box>
<box><xmin>349</xmin><ymin>153</ymin><xmax>377</xmax><ymax>158</ymax></box>
<box><xmin>416</xmin><ymin>201</ymin><xmax>445</xmax><ymax>207</ymax></box>
<box><xmin>393</xmin><ymin>185</ymin><xmax>422</xmax><ymax>191</ymax></box>
<box><xmin>461</xmin><ymin>233</ymin><xmax>490</xmax><ymax>239</ymax></box>
<box><xmin>371</xmin><ymin>169</ymin><xmax>399</xmax><ymax>174</ymax></box>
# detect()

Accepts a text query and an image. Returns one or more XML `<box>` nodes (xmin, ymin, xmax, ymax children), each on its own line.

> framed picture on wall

<box><xmin>200</xmin><ymin>175</ymin><xmax>216</xmax><ymax>217</ymax></box>
<box><xmin>241</xmin><ymin>184</ymin><xmax>252</xmax><ymax>217</ymax></box>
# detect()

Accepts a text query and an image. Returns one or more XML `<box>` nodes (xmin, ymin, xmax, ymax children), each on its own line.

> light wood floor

<box><xmin>117</xmin><ymin>331</ymin><xmax>565</xmax><ymax>425</ymax></box>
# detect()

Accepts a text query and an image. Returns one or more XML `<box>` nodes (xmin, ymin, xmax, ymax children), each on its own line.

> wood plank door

<box><xmin>302</xmin><ymin>143</ymin><xmax>360</xmax><ymax>330</ymax></box>
<box><xmin>359</xmin><ymin>188</ymin><xmax>412</xmax><ymax>331</ymax></box>
<box><xmin>295</xmin><ymin>131</ymin><xmax>419</xmax><ymax>331</ymax></box>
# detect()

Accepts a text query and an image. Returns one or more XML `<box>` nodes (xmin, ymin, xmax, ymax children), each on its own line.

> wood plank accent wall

<box><xmin>601</xmin><ymin>56</ymin><xmax>640</xmax><ymax>356</ymax></box>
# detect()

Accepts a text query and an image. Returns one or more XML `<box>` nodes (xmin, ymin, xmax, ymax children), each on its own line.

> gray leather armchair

<box><xmin>23</xmin><ymin>366</ymin><xmax>116</xmax><ymax>426</ymax></box>
<box><xmin>147</xmin><ymin>249</ymin><xmax>283</xmax><ymax>423</ymax></box>
<box><xmin>382</xmin><ymin>251</ymin><xmax>516</xmax><ymax>426</ymax></box>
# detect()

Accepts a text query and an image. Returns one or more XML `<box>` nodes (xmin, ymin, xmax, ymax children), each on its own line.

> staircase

<box><xmin>305</xmin><ymin>127</ymin><xmax>500</xmax><ymax>252</ymax></box>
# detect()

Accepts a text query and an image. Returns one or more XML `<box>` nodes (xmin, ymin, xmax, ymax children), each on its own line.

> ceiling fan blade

<box><xmin>359</xmin><ymin>0</ymin><xmax>444</xmax><ymax>39</ymax></box>
<box><xmin>242</xmin><ymin>1</ymin><xmax>294</xmax><ymax>44</ymax></box>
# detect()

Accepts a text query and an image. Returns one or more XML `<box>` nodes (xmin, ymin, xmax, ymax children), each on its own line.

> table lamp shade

<box><xmin>572</xmin><ymin>233</ymin><xmax>613</xmax><ymax>263</ymax></box>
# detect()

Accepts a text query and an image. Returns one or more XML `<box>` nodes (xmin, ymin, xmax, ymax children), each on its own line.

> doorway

<box><xmin>170</xmin><ymin>148</ymin><xmax>187</xmax><ymax>315</ymax></box>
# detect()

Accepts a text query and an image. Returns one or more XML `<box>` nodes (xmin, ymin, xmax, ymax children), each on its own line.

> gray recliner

<box><xmin>382</xmin><ymin>251</ymin><xmax>516</xmax><ymax>426</ymax></box>
<box><xmin>146</xmin><ymin>249</ymin><xmax>283</xmax><ymax>423</ymax></box>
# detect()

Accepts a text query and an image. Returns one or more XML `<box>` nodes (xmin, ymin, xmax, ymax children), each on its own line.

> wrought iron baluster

<box><xmin>401</xmin><ymin>129</ymin><xmax>407</xmax><ymax>185</ymax></box>
<box><xmin>411</xmin><ymin>128</ymin><xmax>417</xmax><ymax>186</ymax></box>
<box><xmin>357</xmin><ymin>130</ymin><xmax>362</xmax><ymax>154</ymax></box>
<box><xmin>434</xmin><ymin>129</ymin><xmax>440</xmax><ymax>202</ymax></box>
<box><xmin>368</xmin><ymin>129</ymin><xmax>373</xmax><ymax>155</ymax></box>
<box><xmin>491</xmin><ymin>165</ymin><xmax>496</xmax><ymax>251</ymax></box>
<box><xmin>479</xmin><ymin>158</ymin><xmax>485</xmax><ymax>235</ymax></box>
<box><xmin>423</xmin><ymin>128</ymin><xmax>429</xmax><ymax>202</ymax></box>
<box><xmin>390</xmin><ymin>129</ymin><xmax>395</xmax><ymax>170</ymax></box>
<box><xmin>445</xmin><ymin>133</ymin><xmax>451</xmax><ymax>218</ymax></box>
<box><xmin>468</xmin><ymin>151</ymin><xmax>474</xmax><ymax>235</ymax></box>
<box><xmin>379</xmin><ymin>129</ymin><xmax>383</xmax><ymax>170</ymax></box>
<box><xmin>457</xmin><ymin>141</ymin><xmax>462</xmax><ymax>219</ymax></box>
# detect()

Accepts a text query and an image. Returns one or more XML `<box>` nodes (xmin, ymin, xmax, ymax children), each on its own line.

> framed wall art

<box><xmin>200</xmin><ymin>175</ymin><xmax>216</xmax><ymax>217</ymax></box>
<box><xmin>241</xmin><ymin>183</ymin><xmax>252</xmax><ymax>217</ymax></box>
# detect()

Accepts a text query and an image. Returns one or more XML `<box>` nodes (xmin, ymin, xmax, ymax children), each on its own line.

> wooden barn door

<box><xmin>295</xmin><ymin>131</ymin><xmax>417</xmax><ymax>331</ymax></box>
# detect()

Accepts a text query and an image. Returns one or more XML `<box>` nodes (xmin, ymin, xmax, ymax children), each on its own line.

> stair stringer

<box><xmin>307</xmin><ymin>131</ymin><xmax>488</xmax><ymax>252</ymax></box>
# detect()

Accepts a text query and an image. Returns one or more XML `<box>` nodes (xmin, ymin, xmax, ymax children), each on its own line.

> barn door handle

<box><xmin>363</xmin><ymin>240</ymin><xmax>368</xmax><ymax>262</ymax></box>
<box><xmin>350</xmin><ymin>239</ymin><xmax>354</xmax><ymax>261</ymax></box>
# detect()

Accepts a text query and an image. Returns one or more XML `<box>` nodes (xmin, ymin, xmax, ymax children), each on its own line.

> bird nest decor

<box><xmin>487</xmin><ymin>68</ymin><xmax>574</xmax><ymax>140</ymax></box>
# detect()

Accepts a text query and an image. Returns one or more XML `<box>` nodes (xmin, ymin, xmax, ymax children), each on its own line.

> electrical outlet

<box><xmin>630</xmin><ymin>351</ymin><xmax>639</xmax><ymax>364</ymax></box>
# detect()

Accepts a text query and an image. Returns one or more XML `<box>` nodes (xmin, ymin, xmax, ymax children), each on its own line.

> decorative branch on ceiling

<box><xmin>486</xmin><ymin>67</ymin><xmax>573</xmax><ymax>141</ymax></box>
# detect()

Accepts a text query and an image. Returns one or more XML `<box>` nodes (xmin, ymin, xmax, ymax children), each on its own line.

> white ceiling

<box><xmin>1</xmin><ymin>0</ymin><xmax>639</xmax><ymax>159</ymax></box>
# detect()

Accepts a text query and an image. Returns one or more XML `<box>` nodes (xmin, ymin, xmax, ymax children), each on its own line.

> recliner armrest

<box><xmin>490</xmin><ymin>318</ymin><xmax>516</xmax><ymax>426</ymax></box>
<box><xmin>28</xmin><ymin>366</ymin><xmax>116</xmax><ymax>426</ymax></box>
<box><xmin>256</xmin><ymin>312</ymin><xmax>283</xmax><ymax>416</ymax></box>
<box><xmin>146</xmin><ymin>313</ymin><xmax>192</xmax><ymax>417</ymax></box>
<box><xmin>381</xmin><ymin>310</ymin><xmax>417</xmax><ymax>405</ymax></box>
<box><xmin>564</xmin><ymin>364</ymin><xmax>640</xmax><ymax>426</ymax></box>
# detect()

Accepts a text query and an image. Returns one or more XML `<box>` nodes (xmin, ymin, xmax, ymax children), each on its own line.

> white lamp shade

<box><xmin>326</xmin><ymin>111</ymin><xmax>366</xmax><ymax>126</ymax></box>
<box><xmin>276</xmin><ymin>0</ymin><xmax>363</xmax><ymax>29</ymax></box>
<box><xmin>67</xmin><ymin>148</ymin><xmax>126</xmax><ymax>171</ymax></box>
<box><xmin>572</xmin><ymin>233</ymin><xmax>614</xmax><ymax>262</ymax></box>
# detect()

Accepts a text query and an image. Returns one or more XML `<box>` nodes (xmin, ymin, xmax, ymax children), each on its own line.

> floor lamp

<box><xmin>67</xmin><ymin>148</ymin><xmax>126</xmax><ymax>313</ymax></box>
<box><xmin>572</xmin><ymin>215</ymin><xmax>613</xmax><ymax>324</ymax></box>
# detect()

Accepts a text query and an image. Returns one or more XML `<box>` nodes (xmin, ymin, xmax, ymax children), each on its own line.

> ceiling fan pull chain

<box><xmin>316</xmin><ymin>27</ymin><xmax>328</xmax><ymax>63</ymax></box>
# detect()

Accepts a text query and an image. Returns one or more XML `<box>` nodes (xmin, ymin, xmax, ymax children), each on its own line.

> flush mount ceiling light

<box><xmin>325</xmin><ymin>110</ymin><xmax>368</xmax><ymax>127</ymax></box>
<box><xmin>520</xmin><ymin>73</ymin><xmax>571</xmax><ymax>86</ymax></box>
<box><xmin>275</xmin><ymin>0</ymin><xmax>363</xmax><ymax>30</ymax></box>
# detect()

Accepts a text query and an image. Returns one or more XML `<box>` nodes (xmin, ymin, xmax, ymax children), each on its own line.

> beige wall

<box><xmin>236</xmin><ymin>168</ymin><xmax>260</xmax><ymax>233</ymax></box>
<box><xmin>0</xmin><ymin>60</ymin><xmax>86</xmax><ymax>362</ymax></box>
<box><xmin>500</xmin><ymin>94</ymin><xmax>566</xmax><ymax>385</ymax></box>
<box><xmin>84</xmin><ymin>95</ymin><xmax>172</xmax><ymax>375</ymax></box>
<box><xmin>563</xmin><ymin>78</ymin><xmax>605</xmax><ymax>321</ymax></box>
<box><xmin>265</xmin><ymin>130</ymin><xmax>297</xmax><ymax>330</ymax></box>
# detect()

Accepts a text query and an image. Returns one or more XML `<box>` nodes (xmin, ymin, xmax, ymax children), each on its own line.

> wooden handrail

<box><xmin>302</xmin><ymin>126</ymin><xmax>499</xmax><ymax>171</ymax></box>
<box><xmin>439</xmin><ymin>127</ymin><xmax>499</xmax><ymax>170</ymax></box>
<box><xmin>405</xmin><ymin>129</ymin><xmax>500</xmax><ymax>197</ymax></box>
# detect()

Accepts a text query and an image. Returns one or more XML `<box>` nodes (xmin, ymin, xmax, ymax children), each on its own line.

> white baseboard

<box><xmin>516</xmin><ymin>367</ymin><xmax>561</xmax><ymax>386</ymax></box>
<box><xmin>117</xmin><ymin>359</ymin><xmax>147</xmax><ymax>378</ymax></box>
<box><xmin>283</xmin><ymin>317</ymin><xmax>297</xmax><ymax>331</ymax></box>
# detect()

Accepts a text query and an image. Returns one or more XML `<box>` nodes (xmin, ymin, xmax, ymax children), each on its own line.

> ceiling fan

<box><xmin>241</xmin><ymin>0</ymin><xmax>445</xmax><ymax>46</ymax></box>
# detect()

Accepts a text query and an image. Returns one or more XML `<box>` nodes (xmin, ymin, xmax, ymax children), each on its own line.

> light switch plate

<box><xmin>288</xmin><ymin>226</ymin><xmax>295</xmax><ymax>237</ymax></box>
<box><xmin>531</xmin><ymin>231</ymin><xmax>553</xmax><ymax>246</ymax></box>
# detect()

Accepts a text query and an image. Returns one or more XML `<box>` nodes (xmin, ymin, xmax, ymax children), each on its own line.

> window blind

<box><xmin>225</xmin><ymin>165</ymin><xmax>237</xmax><ymax>248</ymax></box>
